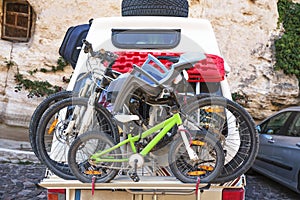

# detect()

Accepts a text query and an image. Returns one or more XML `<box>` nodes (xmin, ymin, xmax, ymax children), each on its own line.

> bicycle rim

<box><xmin>68</xmin><ymin>131</ymin><xmax>121</xmax><ymax>183</ymax></box>
<box><xmin>36</xmin><ymin>97</ymin><xmax>119</xmax><ymax>180</ymax></box>
<box><xmin>181</xmin><ymin>96</ymin><xmax>258</xmax><ymax>183</ymax></box>
<box><xmin>29</xmin><ymin>90</ymin><xmax>75</xmax><ymax>160</ymax></box>
<box><xmin>169</xmin><ymin>132</ymin><xmax>224</xmax><ymax>183</ymax></box>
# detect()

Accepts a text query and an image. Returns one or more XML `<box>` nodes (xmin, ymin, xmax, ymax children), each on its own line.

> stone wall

<box><xmin>0</xmin><ymin>0</ymin><xmax>299</xmax><ymax>127</ymax></box>
<box><xmin>189</xmin><ymin>0</ymin><xmax>299</xmax><ymax>118</ymax></box>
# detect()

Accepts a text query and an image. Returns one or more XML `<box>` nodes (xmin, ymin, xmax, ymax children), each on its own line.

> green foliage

<box><xmin>14</xmin><ymin>71</ymin><xmax>62</xmax><ymax>98</ymax></box>
<box><xmin>57</xmin><ymin>57</ymin><xmax>69</xmax><ymax>69</ymax></box>
<box><xmin>275</xmin><ymin>0</ymin><xmax>300</xmax><ymax>82</ymax></box>
<box><xmin>28</xmin><ymin>57</ymin><xmax>68</xmax><ymax>74</ymax></box>
<box><xmin>13</xmin><ymin>57</ymin><xmax>69</xmax><ymax>98</ymax></box>
<box><xmin>4</xmin><ymin>60</ymin><xmax>16</xmax><ymax>70</ymax></box>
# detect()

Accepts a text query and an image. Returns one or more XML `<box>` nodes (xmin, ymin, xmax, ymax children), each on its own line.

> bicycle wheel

<box><xmin>68</xmin><ymin>130</ymin><xmax>121</xmax><ymax>183</ymax></box>
<box><xmin>181</xmin><ymin>96</ymin><xmax>258</xmax><ymax>183</ymax></box>
<box><xmin>29</xmin><ymin>90</ymin><xmax>76</xmax><ymax>160</ymax></box>
<box><xmin>36</xmin><ymin>97</ymin><xmax>119</xmax><ymax>180</ymax></box>
<box><xmin>169</xmin><ymin>131</ymin><xmax>224</xmax><ymax>183</ymax></box>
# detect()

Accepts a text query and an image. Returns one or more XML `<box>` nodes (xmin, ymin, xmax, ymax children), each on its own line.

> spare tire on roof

<box><xmin>121</xmin><ymin>0</ymin><xmax>189</xmax><ymax>17</ymax></box>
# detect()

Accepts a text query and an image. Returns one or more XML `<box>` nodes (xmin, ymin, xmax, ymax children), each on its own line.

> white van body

<box><xmin>67</xmin><ymin>17</ymin><xmax>232</xmax><ymax>100</ymax></box>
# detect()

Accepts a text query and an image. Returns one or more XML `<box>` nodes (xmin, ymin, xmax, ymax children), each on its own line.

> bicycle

<box><xmin>67</xmin><ymin>50</ymin><xmax>258</xmax><ymax>183</ymax></box>
<box><xmin>68</xmin><ymin>98</ymin><xmax>225</xmax><ymax>183</ymax></box>
<box><xmin>103</xmin><ymin>50</ymin><xmax>258</xmax><ymax>183</ymax></box>
<box><xmin>180</xmin><ymin>96</ymin><xmax>258</xmax><ymax>183</ymax></box>
<box><xmin>35</xmin><ymin>42</ymin><xmax>121</xmax><ymax>180</ymax></box>
<box><xmin>36</xmin><ymin>40</ymin><xmax>258</xmax><ymax>183</ymax></box>
<box><xmin>29</xmin><ymin>41</ymin><xmax>119</xmax><ymax>161</ymax></box>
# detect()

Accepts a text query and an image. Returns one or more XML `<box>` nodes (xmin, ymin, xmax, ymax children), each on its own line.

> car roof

<box><xmin>279</xmin><ymin>106</ymin><xmax>300</xmax><ymax>112</ymax></box>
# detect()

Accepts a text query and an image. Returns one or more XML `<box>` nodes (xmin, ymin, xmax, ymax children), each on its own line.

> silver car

<box><xmin>252</xmin><ymin>106</ymin><xmax>300</xmax><ymax>193</ymax></box>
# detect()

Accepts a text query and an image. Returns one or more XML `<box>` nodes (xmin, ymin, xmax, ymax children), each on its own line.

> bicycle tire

<box><xmin>169</xmin><ymin>131</ymin><xmax>224</xmax><ymax>183</ymax></box>
<box><xmin>68</xmin><ymin>131</ymin><xmax>121</xmax><ymax>183</ymax></box>
<box><xmin>181</xmin><ymin>96</ymin><xmax>259</xmax><ymax>183</ymax></box>
<box><xmin>121</xmin><ymin>0</ymin><xmax>189</xmax><ymax>17</ymax></box>
<box><xmin>29</xmin><ymin>90</ymin><xmax>76</xmax><ymax>160</ymax></box>
<box><xmin>36</xmin><ymin>97</ymin><xmax>119</xmax><ymax>180</ymax></box>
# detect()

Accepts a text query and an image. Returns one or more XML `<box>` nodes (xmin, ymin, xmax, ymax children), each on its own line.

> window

<box><xmin>261</xmin><ymin>111</ymin><xmax>292</xmax><ymax>135</ymax></box>
<box><xmin>287</xmin><ymin>113</ymin><xmax>300</xmax><ymax>137</ymax></box>
<box><xmin>112</xmin><ymin>29</ymin><xmax>181</xmax><ymax>49</ymax></box>
<box><xmin>2</xmin><ymin>0</ymin><xmax>34</xmax><ymax>42</ymax></box>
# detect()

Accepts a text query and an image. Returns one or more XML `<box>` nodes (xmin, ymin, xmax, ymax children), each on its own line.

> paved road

<box><xmin>245</xmin><ymin>171</ymin><xmax>300</xmax><ymax>199</ymax></box>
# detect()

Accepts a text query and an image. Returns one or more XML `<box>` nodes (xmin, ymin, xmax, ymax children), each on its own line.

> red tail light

<box><xmin>222</xmin><ymin>188</ymin><xmax>245</xmax><ymax>200</ymax></box>
<box><xmin>187</xmin><ymin>54</ymin><xmax>225</xmax><ymax>82</ymax></box>
<box><xmin>112</xmin><ymin>52</ymin><xmax>225</xmax><ymax>82</ymax></box>
<box><xmin>48</xmin><ymin>189</ymin><xmax>66</xmax><ymax>200</ymax></box>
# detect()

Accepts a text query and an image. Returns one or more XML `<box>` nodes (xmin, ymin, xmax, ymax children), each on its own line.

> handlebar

<box><xmin>82</xmin><ymin>39</ymin><xmax>118</xmax><ymax>64</ymax></box>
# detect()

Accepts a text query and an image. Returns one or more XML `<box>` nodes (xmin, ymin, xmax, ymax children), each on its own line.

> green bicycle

<box><xmin>68</xmin><ymin>110</ymin><xmax>224</xmax><ymax>183</ymax></box>
<box><xmin>67</xmin><ymin>52</ymin><xmax>227</xmax><ymax>183</ymax></box>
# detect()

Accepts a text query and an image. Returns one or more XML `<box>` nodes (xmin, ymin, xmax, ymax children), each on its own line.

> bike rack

<box><xmin>40</xmin><ymin>175</ymin><xmax>217</xmax><ymax>200</ymax></box>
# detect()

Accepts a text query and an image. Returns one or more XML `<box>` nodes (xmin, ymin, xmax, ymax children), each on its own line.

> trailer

<box><xmin>40</xmin><ymin>173</ymin><xmax>245</xmax><ymax>200</ymax></box>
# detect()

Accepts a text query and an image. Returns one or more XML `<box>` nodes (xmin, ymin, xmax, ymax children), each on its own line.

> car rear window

<box><xmin>111</xmin><ymin>29</ymin><xmax>181</xmax><ymax>49</ymax></box>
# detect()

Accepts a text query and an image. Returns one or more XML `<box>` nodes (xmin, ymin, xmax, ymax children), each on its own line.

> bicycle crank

<box><xmin>128</xmin><ymin>154</ymin><xmax>144</xmax><ymax>182</ymax></box>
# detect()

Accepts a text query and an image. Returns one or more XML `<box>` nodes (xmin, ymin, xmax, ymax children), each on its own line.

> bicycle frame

<box><xmin>90</xmin><ymin>113</ymin><xmax>183</xmax><ymax>163</ymax></box>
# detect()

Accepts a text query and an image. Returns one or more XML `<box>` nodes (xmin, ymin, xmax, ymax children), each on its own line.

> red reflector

<box><xmin>222</xmin><ymin>188</ymin><xmax>244</xmax><ymax>200</ymax></box>
<box><xmin>48</xmin><ymin>189</ymin><xmax>65</xmax><ymax>194</ymax></box>
<box><xmin>48</xmin><ymin>189</ymin><xmax>66</xmax><ymax>200</ymax></box>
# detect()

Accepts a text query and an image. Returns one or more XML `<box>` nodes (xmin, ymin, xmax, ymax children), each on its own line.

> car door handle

<box><xmin>296</xmin><ymin>143</ymin><xmax>300</xmax><ymax>148</ymax></box>
<box><xmin>268</xmin><ymin>139</ymin><xmax>275</xmax><ymax>143</ymax></box>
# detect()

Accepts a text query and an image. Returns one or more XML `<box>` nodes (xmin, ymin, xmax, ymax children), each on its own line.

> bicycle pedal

<box><xmin>133</xmin><ymin>176</ymin><xmax>140</xmax><ymax>182</ymax></box>
<box><xmin>129</xmin><ymin>172</ymin><xmax>140</xmax><ymax>182</ymax></box>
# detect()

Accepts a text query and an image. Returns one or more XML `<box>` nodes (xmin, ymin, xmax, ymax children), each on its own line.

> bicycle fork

<box><xmin>63</xmin><ymin>79</ymin><xmax>98</xmax><ymax>136</ymax></box>
<box><xmin>178</xmin><ymin>125</ymin><xmax>199</xmax><ymax>161</ymax></box>
<box><xmin>78</xmin><ymin>91</ymin><xmax>97</xmax><ymax>134</ymax></box>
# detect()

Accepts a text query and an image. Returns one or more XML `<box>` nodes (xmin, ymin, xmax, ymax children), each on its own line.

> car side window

<box><xmin>261</xmin><ymin>111</ymin><xmax>292</xmax><ymax>135</ymax></box>
<box><xmin>287</xmin><ymin>113</ymin><xmax>300</xmax><ymax>137</ymax></box>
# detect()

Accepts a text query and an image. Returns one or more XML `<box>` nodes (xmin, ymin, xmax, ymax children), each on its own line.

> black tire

<box><xmin>181</xmin><ymin>96</ymin><xmax>259</xmax><ymax>183</ymax></box>
<box><xmin>29</xmin><ymin>91</ymin><xmax>76</xmax><ymax>160</ymax></box>
<box><xmin>169</xmin><ymin>132</ymin><xmax>224</xmax><ymax>183</ymax></box>
<box><xmin>121</xmin><ymin>0</ymin><xmax>189</xmax><ymax>17</ymax></box>
<box><xmin>36</xmin><ymin>97</ymin><xmax>119</xmax><ymax>180</ymax></box>
<box><xmin>68</xmin><ymin>131</ymin><xmax>121</xmax><ymax>183</ymax></box>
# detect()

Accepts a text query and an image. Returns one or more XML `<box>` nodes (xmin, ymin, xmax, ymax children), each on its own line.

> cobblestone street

<box><xmin>245</xmin><ymin>172</ymin><xmax>300</xmax><ymax>200</ymax></box>
<box><xmin>0</xmin><ymin>163</ymin><xmax>47</xmax><ymax>200</ymax></box>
